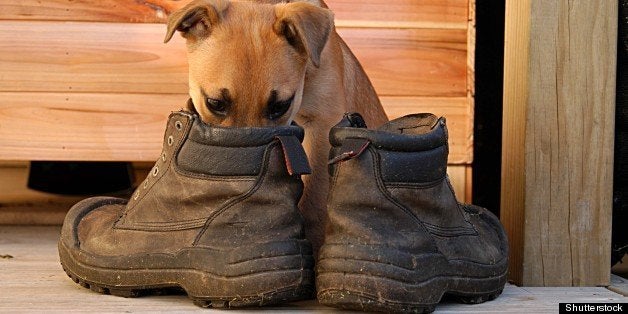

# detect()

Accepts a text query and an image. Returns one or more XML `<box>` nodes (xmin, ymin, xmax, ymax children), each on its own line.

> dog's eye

<box><xmin>206</xmin><ymin>98</ymin><xmax>227</xmax><ymax>116</ymax></box>
<box><xmin>268</xmin><ymin>96</ymin><xmax>294</xmax><ymax>120</ymax></box>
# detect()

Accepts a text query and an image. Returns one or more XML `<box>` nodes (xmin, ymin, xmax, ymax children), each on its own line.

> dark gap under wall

<box><xmin>472</xmin><ymin>0</ymin><xmax>505</xmax><ymax>217</ymax></box>
<box><xmin>613</xmin><ymin>0</ymin><xmax>628</xmax><ymax>266</ymax></box>
<box><xmin>28</xmin><ymin>161</ymin><xmax>134</xmax><ymax>195</ymax></box>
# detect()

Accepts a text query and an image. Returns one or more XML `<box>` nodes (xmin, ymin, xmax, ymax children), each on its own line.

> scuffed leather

<box><xmin>324</xmin><ymin>113</ymin><xmax>507</xmax><ymax>266</ymax></box>
<box><xmin>178</xmin><ymin>143</ymin><xmax>267</xmax><ymax>176</ymax></box>
<box><xmin>378</xmin><ymin>146</ymin><xmax>447</xmax><ymax>183</ymax></box>
<box><xmin>74</xmin><ymin>110</ymin><xmax>309</xmax><ymax>257</ymax></box>
<box><xmin>325</xmin><ymin>148</ymin><xmax>439</xmax><ymax>255</ymax></box>
<box><xmin>195</xmin><ymin>143</ymin><xmax>306</xmax><ymax>248</ymax></box>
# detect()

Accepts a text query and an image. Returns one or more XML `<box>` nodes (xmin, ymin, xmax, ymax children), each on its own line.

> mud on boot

<box><xmin>58</xmin><ymin>109</ymin><xmax>314</xmax><ymax>308</ymax></box>
<box><xmin>316</xmin><ymin>113</ymin><xmax>508</xmax><ymax>313</ymax></box>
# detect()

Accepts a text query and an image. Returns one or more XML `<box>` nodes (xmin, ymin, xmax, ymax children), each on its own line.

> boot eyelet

<box><xmin>167</xmin><ymin>136</ymin><xmax>174</xmax><ymax>146</ymax></box>
<box><xmin>175</xmin><ymin>121</ymin><xmax>183</xmax><ymax>131</ymax></box>
<box><xmin>161</xmin><ymin>152</ymin><xmax>167</xmax><ymax>162</ymax></box>
<box><xmin>152</xmin><ymin>166</ymin><xmax>159</xmax><ymax>177</ymax></box>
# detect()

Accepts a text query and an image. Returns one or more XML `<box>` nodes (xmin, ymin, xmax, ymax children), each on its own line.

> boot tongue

<box><xmin>377</xmin><ymin>113</ymin><xmax>440</xmax><ymax>135</ymax></box>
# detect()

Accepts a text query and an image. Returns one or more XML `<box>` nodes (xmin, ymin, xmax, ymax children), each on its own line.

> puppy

<box><xmin>164</xmin><ymin>0</ymin><xmax>388</xmax><ymax>253</ymax></box>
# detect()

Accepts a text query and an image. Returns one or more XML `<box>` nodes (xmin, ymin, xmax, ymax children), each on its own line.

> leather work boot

<box><xmin>58</xmin><ymin>109</ymin><xmax>315</xmax><ymax>308</ymax></box>
<box><xmin>316</xmin><ymin>113</ymin><xmax>508</xmax><ymax>313</ymax></box>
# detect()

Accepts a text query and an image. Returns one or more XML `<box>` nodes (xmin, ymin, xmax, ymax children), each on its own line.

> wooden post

<box><xmin>501</xmin><ymin>0</ymin><xmax>617</xmax><ymax>286</ymax></box>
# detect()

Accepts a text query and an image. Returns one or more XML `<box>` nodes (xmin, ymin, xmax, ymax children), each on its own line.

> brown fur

<box><xmin>165</xmin><ymin>0</ymin><xmax>388</xmax><ymax>253</ymax></box>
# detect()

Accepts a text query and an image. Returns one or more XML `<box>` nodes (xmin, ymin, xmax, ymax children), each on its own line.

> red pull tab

<box><xmin>328</xmin><ymin>138</ymin><xmax>370</xmax><ymax>164</ymax></box>
<box><xmin>275</xmin><ymin>136</ymin><xmax>312</xmax><ymax>176</ymax></box>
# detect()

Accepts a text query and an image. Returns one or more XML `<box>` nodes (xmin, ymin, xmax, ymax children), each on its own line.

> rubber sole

<box><xmin>59</xmin><ymin>241</ymin><xmax>315</xmax><ymax>308</ymax></box>
<box><xmin>317</xmin><ymin>285</ymin><xmax>503</xmax><ymax>313</ymax></box>
<box><xmin>316</xmin><ymin>253</ymin><xmax>507</xmax><ymax>313</ymax></box>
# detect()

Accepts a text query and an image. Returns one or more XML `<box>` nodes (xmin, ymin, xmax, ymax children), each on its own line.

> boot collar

<box><xmin>329</xmin><ymin>112</ymin><xmax>447</xmax><ymax>152</ymax></box>
<box><xmin>169</xmin><ymin>110</ymin><xmax>305</xmax><ymax>147</ymax></box>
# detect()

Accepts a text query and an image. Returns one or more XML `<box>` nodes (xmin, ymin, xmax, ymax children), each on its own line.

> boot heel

<box><xmin>317</xmin><ymin>271</ymin><xmax>440</xmax><ymax>313</ymax></box>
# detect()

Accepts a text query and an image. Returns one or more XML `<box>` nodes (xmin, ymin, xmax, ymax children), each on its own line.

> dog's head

<box><xmin>164</xmin><ymin>0</ymin><xmax>334</xmax><ymax>126</ymax></box>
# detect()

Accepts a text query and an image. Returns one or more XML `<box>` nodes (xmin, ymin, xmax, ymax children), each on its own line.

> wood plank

<box><xmin>0</xmin><ymin>21</ymin><xmax>467</xmax><ymax>97</ymax></box>
<box><xmin>0</xmin><ymin>0</ymin><xmax>468</xmax><ymax>29</ymax></box>
<box><xmin>501</xmin><ymin>0</ymin><xmax>617</xmax><ymax>286</ymax></box>
<box><xmin>0</xmin><ymin>93</ymin><xmax>472</xmax><ymax>163</ymax></box>
<box><xmin>447</xmin><ymin>165</ymin><xmax>470</xmax><ymax>204</ymax></box>
<box><xmin>339</xmin><ymin>27</ymin><xmax>467</xmax><ymax>97</ymax></box>
<box><xmin>0</xmin><ymin>21</ymin><xmax>189</xmax><ymax>95</ymax></box>
<box><xmin>500</xmin><ymin>0</ymin><xmax>531</xmax><ymax>287</ymax></box>
<box><xmin>329</xmin><ymin>0</ymin><xmax>467</xmax><ymax>29</ymax></box>
<box><xmin>466</xmin><ymin>0</ymin><xmax>475</xmax><ymax>165</ymax></box>
<box><xmin>466</xmin><ymin>0</ymin><xmax>475</xmax><ymax>97</ymax></box>
<box><xmin>1</xmin><ymin>226</ymin><xmax>626</xmax><ymax>313</ymax></box>
<box><xmin>0</xmin><ymin>93</ymin><xmax>188</xmax><ymax>161</ymax></box>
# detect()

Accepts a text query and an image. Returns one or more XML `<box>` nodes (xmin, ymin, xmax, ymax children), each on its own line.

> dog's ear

<box><xmin>274</xmin><ymin>2</ymin><xmax>334</xmax><ymax>67</ymax></box>
<box><xmin>164</xmin><ymin>0</ymin><xmax>229</xmax><ymax>43</ymax></box>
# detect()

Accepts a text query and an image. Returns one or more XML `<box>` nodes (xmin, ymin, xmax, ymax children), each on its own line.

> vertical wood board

<box><xmin>501</xmin><ymin>0</ymin><xmax>531</xmax><ymax>286</ymax></box>
<box><xmin>501</xmin><ymin>0</ymin><xmax>616</xmax><ymax>286</ymax></box>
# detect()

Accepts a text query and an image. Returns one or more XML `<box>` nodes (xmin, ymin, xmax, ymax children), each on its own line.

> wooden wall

<box><xmin>501</xmin><ymin>0</ymin><xmax>616</xmax><ymax>286</ymax></box>
<box><xmin>0</xmin><ymin>0</ymin><xmax>475</xmax><ymax>222</ymax></box>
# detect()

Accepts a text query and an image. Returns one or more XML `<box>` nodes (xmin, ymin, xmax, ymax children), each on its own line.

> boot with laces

<box><xmin>58</xmin><ymin>108</ymin><xmax>314</xmax><ymax>308</ymax></box>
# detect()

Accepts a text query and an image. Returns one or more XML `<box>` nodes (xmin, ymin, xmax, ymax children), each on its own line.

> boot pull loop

<box><xmin>275</xmin><ymin>135</ymin><xmax>312</xmax><ymax>176</ymax></box>
<box><xmin>328</xmin><ymin>138</ymin><xmax>371</xmax><ymax>165</ymax></box>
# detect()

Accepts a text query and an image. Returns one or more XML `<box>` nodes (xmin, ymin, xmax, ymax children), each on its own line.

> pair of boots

<box><xmin>58</xmin><ymin>110</ymin><xmax>508</xmax><ymax>313</ymax></box>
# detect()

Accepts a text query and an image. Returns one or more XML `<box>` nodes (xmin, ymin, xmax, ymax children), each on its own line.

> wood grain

<box><xmin>329</xmin><ymin>0</ymin><xmax>467</xmax><ymax>29</ymax></box>
<box><xmin>0</xmin><ymin>0</ymin><xmax>468</xmax><ymax>29</ymax></box>
<box><xmin>0</xmin><ymin>21</ymin><xmax>467</xmax><ymax>97</ymax></box>
<box><xmin>0</xmin><ymin>93</ymin><xmax>189</xmax><ymax>161</ymax></box>
<box><xmin>500</xmin><ymin>0</ymin><xmax>531</xmax><ymax>287</ymax></box>
<box><xmin>447</xmin><ymin>165</ymin><xmax>471</xmax><ymax>204</ymax></box>
<box><xmin>338</xmin><ymin>28</ymin><xmax>467</xmax><ymax>97</ymax></box>
<box><xmin>0</xmin><ymin>22</ymin><xmax>189</xmax><ymax>94</ymax></box>
<box><xmin>466</xmin><ymin>0</ymin><xmax>475</xmax><ymax>163</ymax></box>
<box><xmin>0</xmin><ymin>93</ymin><xmax>471</xmax><ymax>163</ymax></box>
<box><xmin>501</xmin><ymin>0</ymin><xmax>616</xmax><ymax>286</ymax></box>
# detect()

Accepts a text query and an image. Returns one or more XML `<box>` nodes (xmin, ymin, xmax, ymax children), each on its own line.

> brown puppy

<box><xmin>164</xmin><ymin>0</ymin><xmax>388</xmax><ymax>253</ymax></box>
